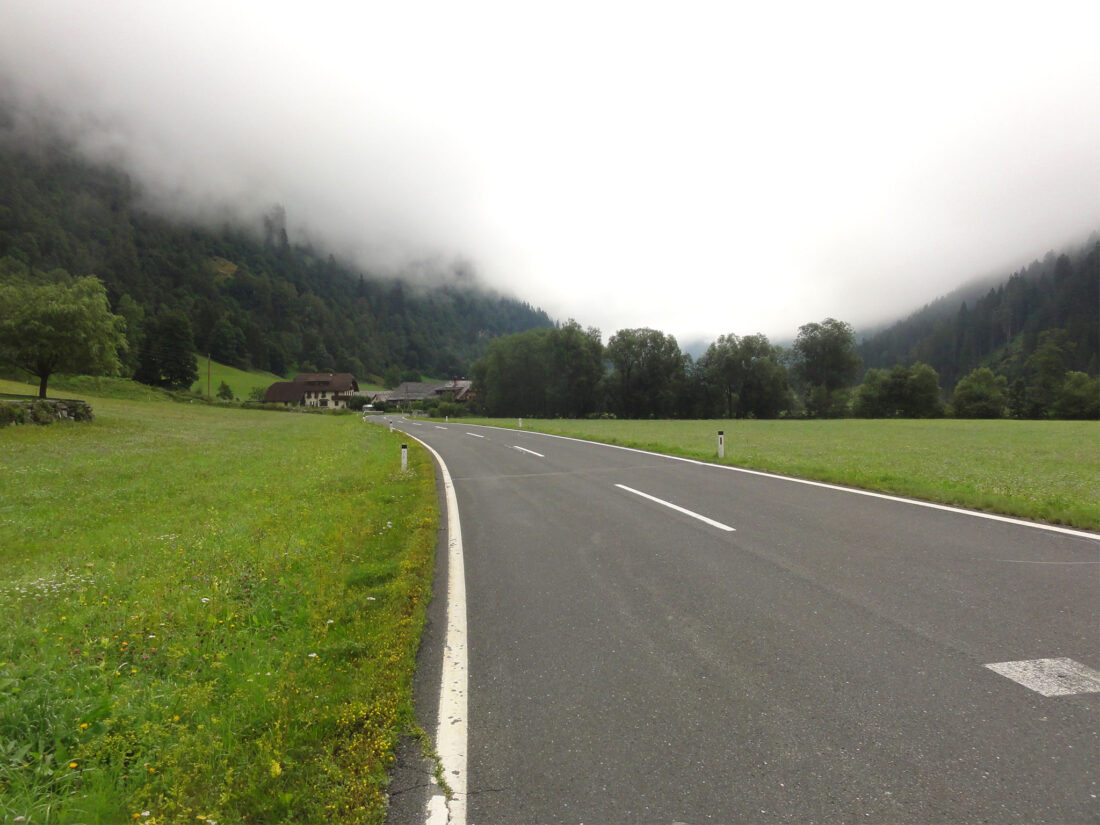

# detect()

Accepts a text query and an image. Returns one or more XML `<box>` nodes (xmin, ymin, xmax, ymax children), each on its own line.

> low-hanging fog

<box><xmin>2</xmin><ymin>1</ymin><xmax>1098</xmax><ymax>343</ymax></box>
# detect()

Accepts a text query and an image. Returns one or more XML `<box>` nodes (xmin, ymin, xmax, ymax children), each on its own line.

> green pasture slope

<box><xmin>187</xmin><ymin>359</ymin><xmax>385</xmax><ymax>400</ymax></box>
<box><xmin>0</xmin><ymin>378</ymin><xmax>437</xmax><ymax>824</ymax></box>
<box><xmin>463</xmin><ymin>417</ymin><xmax>1100</xmax><ymax>531</ymax></box>
<box><xmin>188</xmin><ymin>358</ymin><xmax>284</xmax><ymax>400</ymax></box>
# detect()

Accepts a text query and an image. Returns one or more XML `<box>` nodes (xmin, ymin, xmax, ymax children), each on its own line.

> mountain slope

<box><xmin>0</xmin><ymin>122</ymin><xmax>553</xmax><ymax>381</ymax></box>
<box><xmin>857</xmin><ymin>237</ymin><xmax>1099</xmax><ymax>388</ymax></box>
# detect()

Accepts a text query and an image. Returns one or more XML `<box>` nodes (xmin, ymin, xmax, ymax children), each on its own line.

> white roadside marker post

<box><xmin>518</xmin><ymin>417</ymin><xmax>523</xmax><ymax>428</ymax></box>
<box><xmin>401</xmin><ymin>443</ymin><xmax>408</xmax><ymax>472</ymax></box>
<box><xmin>718</xmin><ymin>430</ymin><xmax>725</xmax><ymax>459</ymax></box>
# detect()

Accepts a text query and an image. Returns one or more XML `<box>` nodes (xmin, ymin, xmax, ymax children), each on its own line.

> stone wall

<box><xmin>0</xmin><ymin>398</ymin><xmax>94</xmax><ymax>427</ymax></box>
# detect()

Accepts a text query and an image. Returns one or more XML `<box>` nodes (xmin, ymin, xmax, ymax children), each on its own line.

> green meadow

<box><xmin>0</xmin><ymin>379</ymin><xmax>436</xmax><ymax>824</ymax></box>
<box><xmin>187</xmin><ymin>357</ymin><xmax>285</xmax><ymax>400</ymax></box>
<box><xmin>463</xmin><ymin>417</ymin><xmax>1100</xmax><ymax>530</ymax></box>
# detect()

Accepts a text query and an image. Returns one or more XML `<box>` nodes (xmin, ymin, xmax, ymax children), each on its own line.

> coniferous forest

<box><xmin>858</xmin><ymin>243</ymin><xmax>1099</xmax><ymax>388</ymax></box>
<box><xmin>0</xmin><ymin>120</ymin><xmax>552</xmax><ymax>384</ymax></box>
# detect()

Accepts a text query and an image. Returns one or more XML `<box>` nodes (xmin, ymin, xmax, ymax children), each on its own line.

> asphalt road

<box><xmin>387</xmin><ymin>419</ymin><xmax>1100</xmax><ymax>825</ymax></box>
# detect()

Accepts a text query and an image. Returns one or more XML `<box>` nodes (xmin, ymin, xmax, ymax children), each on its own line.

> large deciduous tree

<box><xmin>0</xmin><ymin>275</ymin><xmax>126</xmax><ymax>397</ymax></box>
<box><xmin>471</xmin><ymin>320</ymin><xmax>604</xmax><ymax>418</ymax></box>
<box><xmin>605</xmin><ymin>328</ymin><xmax>684</xmax><ymax>419</ymax></box>
<box><xmin>951</xmin><ymin>367</ymin><xmax>1007</xmax><ymax>418</ymax></box>
<box><xmin>702</xmin><ymin>333</ymin><xmax>791</xmax><ymax>418</ymax></box>
<box><xmin>792</xmin><ymin>318</ymin><xmax>861</xmax><ymax>417</ymax></box>
<box><xmin>134</xmin><ymin>310</ymin><xmax>199</xmax><ymax>391</ymax></box>
<box><xmin>546</xmin><ymin>320</ymin><xmax>604</xmax><ymax>418</ymax></box>
<box><xmin>855</xmin><ymin>362</ymin><xmax>943</xmax><ymax>418</ymax></box>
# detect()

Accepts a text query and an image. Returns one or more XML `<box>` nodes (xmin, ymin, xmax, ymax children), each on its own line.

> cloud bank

<box><xmin>1</xmin><ymin>1</ymin><xmax>1098</xmax><ymax>342</ymax></box>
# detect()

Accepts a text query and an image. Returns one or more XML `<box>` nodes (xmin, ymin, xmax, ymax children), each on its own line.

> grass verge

<box><xmin>460</xmin><ymin>417</ymin><xmax>1100</xmax><ymax>530</ymax></box>
<box><xmin>0</xmin><ymin>379</ymin><xmax>437</xmax><ymax>824</ymax></box>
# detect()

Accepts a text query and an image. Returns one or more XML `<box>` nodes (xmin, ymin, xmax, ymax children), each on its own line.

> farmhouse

<box><xmin>262</xmin><ymin>373</ymin><xmax>360</xmax><ymax>408</ymax></box>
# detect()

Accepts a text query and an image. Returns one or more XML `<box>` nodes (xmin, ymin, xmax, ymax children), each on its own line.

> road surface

<box><xmin>387</xmin><ymin>419</ymin><xmax>1099</xmax><ymax>824</ymax></box>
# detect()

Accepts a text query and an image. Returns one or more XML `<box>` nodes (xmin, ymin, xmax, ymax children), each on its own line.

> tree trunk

<box><xmin>38</xmin><ymin>373</ymin><xmax>49</xmax><ymax>398</ymax></box>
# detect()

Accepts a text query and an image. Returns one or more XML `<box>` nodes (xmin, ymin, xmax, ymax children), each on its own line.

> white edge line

<box><xmin>616</xmin><ymin>483</ymin><xmax>735</xmax><ymax>532</ymax></box>
<box><xmin>404</xmin><ymin>435</ymin><xmax>468</xmax><ymax>825</ymax></box>
<box><xmin>455</xmin><ymin>424</ymin><xmax>1100</xmax><ymax>543</ymax></box>
<box><xmin>513</xmin><ymin>445</ymin><xmax>545</xmax><ymax>458</ymax></box>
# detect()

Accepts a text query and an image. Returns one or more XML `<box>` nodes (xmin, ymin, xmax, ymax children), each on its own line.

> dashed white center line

<box><xmin>615</xmin><ymin>484</ymin><xmax>735</xmax><ymax>532</ymax></box>
<box><xmin>513</xmin><ymin>446</ymin><xmax>545</xmax><ymax>457</ymax></box>
<box><xmin>984</xmin><ymin>658</ymin><xmax>1100</xmax><ymax>696</ymax></box>
<box><xmin>435</xmin><ymin>426</ymin><xmax>448</xmax><ymax>430</ymax></box>
<box><xmin>466</xmin><ymin>432</ymin><xmax>485</xmax><ymax>438</ymax></box>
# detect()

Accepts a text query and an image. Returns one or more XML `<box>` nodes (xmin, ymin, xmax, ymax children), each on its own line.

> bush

<box><xmin>437</xmin><ymin>401</ymin><xmax>463</xmax><ymax>419</ymax></box>
<box><xmin>1053</xmin><ymin>372</ymin><xmax>1100</xmax><ymax>420</ymax></box>
<box><xmin>30</xmin><ymin>400</ymin><xmax>55</xmax><ymax>424</ymax></box>
<box><xmin>345</xmin><ymin>395</ymin><xmax>371</xmax><ymax>411</ymax></box>
<box><xmin>0</xmin><ymin>401</ymin><xmax>27</xmax><ymax>426</ymax></box>
<box><xmin>952</xmin><ymin>368</ymin><xmax>1007</xmax><ymax>418</ymax></box>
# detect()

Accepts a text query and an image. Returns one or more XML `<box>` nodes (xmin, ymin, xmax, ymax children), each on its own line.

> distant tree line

<box><xmin>0</xmin><ymin>123</ymin><xmax>552</xmax><ymax>387</ymax></box>
<box><xmin>472</xmin><ymin>313</ymin><xmax>1099</xmax><ymax>420</ymax></box>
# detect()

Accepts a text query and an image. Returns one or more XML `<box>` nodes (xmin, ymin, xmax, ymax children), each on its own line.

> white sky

<box><xmin>1</xmin><ymin>1</ymin><xmax>1098</xmax><ymax>345</ymax></box>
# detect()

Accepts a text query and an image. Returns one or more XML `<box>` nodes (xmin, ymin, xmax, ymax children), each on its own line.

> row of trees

<box><xmin>472</xmin><ymin>318</ymin><xmax>858</xmax><ymax>419</ymax></box>
<box><xmin>471</xmin><ymin>319</ymin><xmax>1099</xmax><ymax>420</ymax></box>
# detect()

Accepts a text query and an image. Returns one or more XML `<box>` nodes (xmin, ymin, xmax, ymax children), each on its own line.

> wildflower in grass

<box><xmin>69</xmin><ymin>761</ymin><xmax>78</xmax><ymax>769</ymax></box>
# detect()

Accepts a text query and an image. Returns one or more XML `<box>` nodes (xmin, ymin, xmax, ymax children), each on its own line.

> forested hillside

<box><xmin>858</xmin><ymin>239</ymin><xmax>1099</xmax><ymax>388</ymax></box>
<box><xmin>0</xmin><ymin>123</ymin><xmax>552</xmax><ymax>382</ymax></box>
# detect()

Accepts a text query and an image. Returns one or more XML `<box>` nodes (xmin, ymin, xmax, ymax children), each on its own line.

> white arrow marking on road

<box><xmin>615</xmin><ymin>484</ymin><xmax>735</xmax><ymax>532</ymax></box>
<box><xmin>513</xmin><ymin>446</ymin><xmax>545</xmax><ymax>457</ymax></box>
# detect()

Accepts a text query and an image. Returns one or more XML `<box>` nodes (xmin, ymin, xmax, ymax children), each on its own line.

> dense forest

<box><xmin>858</xmin><ymin>240</ymin><xmax>1099</xmax><ymax>388</ymax></box>
<box><xmin>0</xmin><ymin>119</ymin><xmax>552</xmax><ymax>383</ymax></box>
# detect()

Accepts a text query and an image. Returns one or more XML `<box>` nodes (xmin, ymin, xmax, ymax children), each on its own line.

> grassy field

<box><xmin>0</xmin><ymin>378</ymin><xmax>437</xmax><ymax>824</ymax></box>
<box><xmin>460</xmin><ymin>417</ymin><xmax>1100</xmax><ymax>530</ymax></box>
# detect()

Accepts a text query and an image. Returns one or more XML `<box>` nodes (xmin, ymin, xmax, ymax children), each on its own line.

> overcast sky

<box><xmin>1</xmin><ymin>1</ymin><xmax>1098</xmax><ymax>345</ymax></box>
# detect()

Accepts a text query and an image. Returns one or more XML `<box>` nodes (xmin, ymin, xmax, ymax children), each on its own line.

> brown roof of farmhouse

<box><xmin>292</xmin><ymin>373</ymin><xmax>359</xmax><ymax>392</ymax></box>
<box><xmin>262</xmin><ymin>373</ymin><xmax>360</xmax><ymax>404</ymax></box>
<box><xmin>262</xmin><ymin>381</ymin><xmax>305</xmax><ymax>403</ymax></box>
